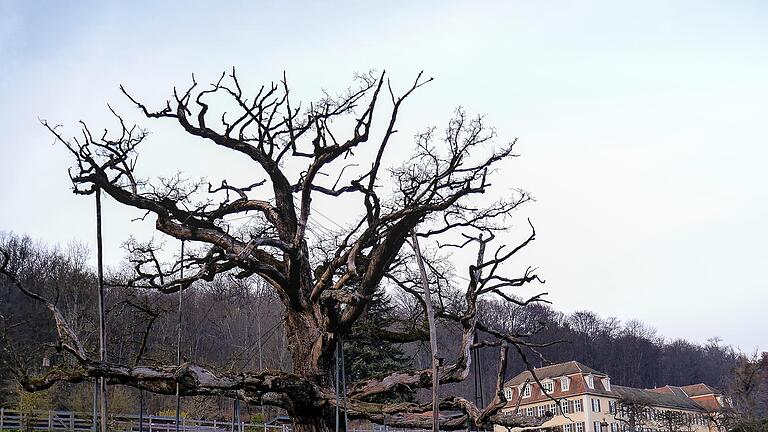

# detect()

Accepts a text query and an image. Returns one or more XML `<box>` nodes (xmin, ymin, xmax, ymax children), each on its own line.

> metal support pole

<box><xmin>92</xmin><ymin>382</ymin><xmax>98</xmax><ymax>432</ymax></box>
<box><xmin>95</xmin><ymin>188</ymin><xmax>108</xmax><ymax>432</ymax></box>
<box><xmin>471</xmin><ymin>235</ymin><xmax>486</xmax><ymax>431</ymax></box>
<box><xmin>410</xmin><ymin>230</ymin><xmax>439</xmax><ymax>432</ymax></box>
<box><xmin>175</xmin><ymin>240</ymin><xmax>185</xmax><ymax>432</ymax></box>
<box><xmin>335</xmin><ymin>342</ymin><xmax>340</xmax><ymax>432</ymax></box>
<box><xmin>256</xmin><ymin>308</ymin><xmax>265</xmax><ymax>421</ymax></box>
<box><xmin>139</xmin><ymin>389</ymin><xmax>145</xmax><ymax>432</ymax></box>
<box><xmin>231</xmin><ymin>399</ymin><xmax>238</xmax><ymax>432</ymax></box>
<box><xmin>339</xmin><ymin>338</ymin><xmax>349</xmax><ymax>432</ymax></box>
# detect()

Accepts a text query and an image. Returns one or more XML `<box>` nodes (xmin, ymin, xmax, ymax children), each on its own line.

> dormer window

<box><xmin>504</xmin><ymin>387</ymin><xmax>513</xmax><ymax>400</ymax></box>
<box><xmin>603</xmin><ymin>377</ymin><xmax>611</xmax><ymax>391</ymax></box>
<box><xmin>585</xmin><ymin>374</ymin><xmax>594</xmax><ymax>389</ymax></box>
<box><xmin>541</xmin><ymin>380</ymin><xmax>554</xmax><ymax>394</ymax></box>
<box><xmin>521</xmin><ymin>384</ymin><xmax>531</xmax><ymax>398</ymax></box>
<box><xmin>561</xmin><ymin>377</ymin><xmax>570</xmax><ymax>391</ymax></box>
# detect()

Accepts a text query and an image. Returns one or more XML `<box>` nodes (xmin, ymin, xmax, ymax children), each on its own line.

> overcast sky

<box><xmin>0</xmin><ymin>0</ymin><xmax>766</xmax><ymax>352</ymax></box>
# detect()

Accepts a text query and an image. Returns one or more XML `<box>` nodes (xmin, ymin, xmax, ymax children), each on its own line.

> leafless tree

<box><xmin>2</xmin><ymin>70</ymin><xmax>557</xmax><ymax>432</ymax></box>
<box><xmin>719</xmin><ymin>352</ymin><xmax>768</xmax><ymax>432</ymax></box>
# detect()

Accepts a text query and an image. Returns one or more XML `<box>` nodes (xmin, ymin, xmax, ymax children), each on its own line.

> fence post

<box><xmin>1</xmin><ymin>407</ymin><xmax>4</xmax><ymax>431</ymax></box>
<box><xmin>148</xmin><ymin>415</ymin><xmax>153</xmax><ymax>432</ymax></box>
<box><xmin>70</xmin><ymin>412</ymin><xmax>74</xmax><ymax>432</ymax></box>
<box><xmin>48</xmin><ymin>410</ymin><xmax>53</xmax><ymax>431</ymax></box>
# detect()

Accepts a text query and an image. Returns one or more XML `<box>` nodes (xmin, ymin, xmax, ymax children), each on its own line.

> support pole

<box><xmin>139</xmin><ymin>389</ymin><xmax>145</xmax><ymax>432</ymax></box>
<box><xmin>95</xmin><ymin>188</ymin><xmax>108</xmax><ymax>432</ymax></box>
<box><xmin>256</xmin><ymin>303</ymin><xmax>265</xmax><ymax>421</ymax></box>
<box><xmin>231</xmin><ymin>399</ymin><xmax>238</xmax><ymax>432</ymax></box>
<box><xmin>175</xmin><ymin>240</ymin><xmax>185</xmax><ymax>432</ymax></box>
<box><xmin>339</xmin><ymin>338</ymin><xmax>349</xmax><ymax>432</ymax></box>
<box><xmin>410</xmin><ymin>230</ymin><xmax>439</xmax><ymax>432</ymax></box>
<box><xmin>92</xmin><ymin>382</ymin><xmax>97</xmax><ymax>432</ymax></box>
<box><xmin>472</xmin><ymin>235</ymin><xmax>486</xmax><ymax>431</ymax></box>
<box><xmin>335</xmin><ymin>341</ymin><xmax>340</xmax><ymax>432</ymax></box>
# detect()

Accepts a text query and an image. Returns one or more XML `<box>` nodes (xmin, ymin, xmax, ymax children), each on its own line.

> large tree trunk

<box><xmin>291</xmin><ymin>412</ymin><xmax>335</xmax><ymax>432</ymax></box>
<box><xmin>290</xmin><ymin>411</ymin><xmax>335</xmax><ymax>432</ymax></box>
<box><xmin>283</xmin><ymin>304</ymin><xmax>336</xmax><ymax>432</ymax></box>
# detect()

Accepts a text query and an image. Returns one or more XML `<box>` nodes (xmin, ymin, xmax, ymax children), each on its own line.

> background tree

<box><xmin>0</xmin><ymin>231</ymin><xmax>744</xmax><ymax>425</ymax></box>
<box><xmin>721</xmin><ymin>352</ymin><xmax>768</xmax><ymax>432</ymax></box>
<box><xmin>343</xmin><ymin>289</ymin><xmax>416</xmax><ymax>404</ymax></box>
<box><xmin>1</xmin><ymin>70</ymin><xmax>554</xmax><ymax>432</ymax></box>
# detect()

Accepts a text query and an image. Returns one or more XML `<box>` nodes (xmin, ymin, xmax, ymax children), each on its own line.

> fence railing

<box><xmin>0</xmin><ymin>409</ymin><xmax>288</xmax><ymax>432</ymax></box>
<box><xmin>0</xmin><ymin>410</ymin><xmax>434</xmax><ymax>432</ymax></box>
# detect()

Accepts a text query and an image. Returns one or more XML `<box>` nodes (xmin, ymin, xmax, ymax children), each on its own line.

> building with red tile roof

<box><xmin>496</xmin><ymin>361</ymin><xmax>728</xmax><ymax>432</ymax></box>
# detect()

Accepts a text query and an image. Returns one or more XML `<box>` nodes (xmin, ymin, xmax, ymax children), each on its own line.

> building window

<box><xmin>603</xmin><ymin>377</ymin><xmax>611</xmax><ymax>392</ymax></box>
<box><xmin>564</xmin><ymin>424</ymin><xmax>573</xmax><ymax>432</ymax></box>
<box><xmin>574</xmin><ymin>400</ymin><xmax>583</xmax><ymax>412</ymax></box>
<box><xmin>585</xmin><ymin>375</ymin><xmax>594</xmax><ymax>389</ymax></box>
<box><xmin>522</xmin><ymin>384</ymin><xmax>531</xmax><ymax>398</ymax></box>
<box><xmin>575</xmin><ymin>422</ymin><xmax>584</xmax><ymax>432</ymax></box>
<box><xmin>593</xmin><ymin>421</ymin><xmax>601</xmax><ymax>432</ymax></box>
<box><xmin>538</xmin><ymin>405</ymin><xmax>546</xmax><ymax>417</ymax></box>
<box><xmin>591</xmin><ymin>398</ymin><xmax>601</xmax><ymax>412</ymax></box>
<box><xmin>561</xmin><ymin>400</ymin><xmax>570</xmax><ymax>414</ymax></box>
<box><xmin>526</xmin><ymin>407</ymin><xmax>534</xmax><ymax>417</ymax></box>
<box><xmin>504</xmin><ymin>387</ymin><xmax>513</xmax><ymax>400</ymax></box>
<box><xmin>608</xmin><ymin>400</ymin><xmax>617</xmax><ymax>414</ymax></box>
<box><xmin>542</xmin><ymin>380</ymin><xmax>554</xmax><ymax>394</ymax></box>
<box><xmin>610</xmin><ymin>423</ymin><xmax>618</xmax><ymax>432</ymax></box>
<box><xmin>550</xmin><ymin>403</ymin><xmax>557</xmax><ymax>415</ymax></box>
<box><xmin>561</xmin><ymin>376</ymin><xmax>571</xmax><ymax>391</ymax></box>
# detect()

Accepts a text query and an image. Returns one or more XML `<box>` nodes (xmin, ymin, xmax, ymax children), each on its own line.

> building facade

<box><xmin>497</xmin><ymin>361</ymin><xmax>726</xmax><ymax>432</ymax></box>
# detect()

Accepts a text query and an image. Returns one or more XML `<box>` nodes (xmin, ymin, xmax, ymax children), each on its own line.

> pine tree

<box><xmin>343</xmin><ymin>289</ymin><xmax>416</xmax><ymax>403</ymax></box>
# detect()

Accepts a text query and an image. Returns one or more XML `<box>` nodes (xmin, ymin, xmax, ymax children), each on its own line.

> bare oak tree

<box><xmin>3</xmin><ymin>70</ymin><xmax>554</xmax><ymax>432</ymax></box>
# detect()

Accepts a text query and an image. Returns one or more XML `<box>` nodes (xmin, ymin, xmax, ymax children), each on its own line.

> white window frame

<box><xmin>593</xmin><ymin>421</ymin><xmax>601</xmax><ymax>432</ymax></box>
<box><xmin>504</xmin><ymin>387</ymin><xmax>513</xmax><ymax>401</ymax></box>
<box><xmin>526</xmin><ymin>407</ymin><xmax>534</xmax><ymax>417</ymax></box>
<box><xmin>585</xmin><ymin>374</ymin><xmax>594</xmax><ymax>389</ymax></box>
<box><xmin>564</xmin><ymin>424</ymin><xmax>573</xmax><ymax>432</ymax></box>
<box><xmin>538</xmin><ymin>405</ymin><xmax>546</xmax><ymax>417</ymax></box>
<box><xmin>521</xmin><ymin>384</ymin><xmax>531</xmax><ymax>398</ymax></box>
<box><xmin>603</xmin><ymin>377</ymin><xmax>611</xmax><ymax>391</ymax></box>
<box><xmin>591</xmin><ymin>398</ymin><xmax>601</xmax><ymax>412</ymax></box>
<box><xmin>575</xmin><ymin>422</ymin><xmax>584</xmax><ymax>432</ymax></box>
<box><xmin>574</xmin><ymin>399</ymin><xmax>583</xmax><ymax>412</ymax></box>
<box><xmin>541</xmin><ymin>380</ymin><xmax>554</xmax><ymax>394</ymax></box>
<box><xmin>561</xmin><ymin>400</ymin><xmax>570</xmax><ymax>414</ymax></box>
<box><xmin>561</xmin><ymin>376</ymin><xmax>571</xmax><ymax>391</ymax></box>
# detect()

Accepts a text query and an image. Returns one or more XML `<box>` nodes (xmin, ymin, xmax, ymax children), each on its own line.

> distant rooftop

<box><xmin>505</xmin><ymin>360</ymin><xmax>606</xmax><ymax>386</ymax></box>
<box><xmin>613</xmin><ymin>385</ymin><xmax>705</xmax><ymax>411</ymax></box>
<box><xmin>503</xmin><ymin>360</ymin><xmax>721</xmax><ymax>412</ymax></box>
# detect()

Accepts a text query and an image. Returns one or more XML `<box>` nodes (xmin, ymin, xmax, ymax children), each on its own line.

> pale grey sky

<box><xmin>0</xmin><ymin>0</ymin><xmax>765</xmax><ymax>351</ymax></box>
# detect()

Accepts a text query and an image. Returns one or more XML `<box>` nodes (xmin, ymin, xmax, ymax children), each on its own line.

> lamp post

<box><xmin>600</xmin><ymin>419</ymin><xmax>609</xmax><ymax>432</ymax></box>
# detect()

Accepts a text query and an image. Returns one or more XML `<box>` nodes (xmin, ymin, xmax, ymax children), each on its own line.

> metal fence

<box><xmin>0</xmin><ymin>409</ymin><xmax>289</xmax><ymax>432</ymax></box>
<box><xmin>0</xmin><ymin>410</ymin><xmax>438</xmax><ymax>432</ymax></box>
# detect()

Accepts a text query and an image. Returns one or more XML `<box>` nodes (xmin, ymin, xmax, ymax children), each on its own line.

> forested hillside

<box><xmin>0</xmin><ymin>232</ymin><xmax>741</xmax><ymax>418</ymax></box>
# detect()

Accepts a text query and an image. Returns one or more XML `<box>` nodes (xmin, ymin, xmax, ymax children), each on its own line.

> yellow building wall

<box><xmin>495</xmin><ymin>394</ymin><xmax>717</xmax><ymax>432</ymax></box>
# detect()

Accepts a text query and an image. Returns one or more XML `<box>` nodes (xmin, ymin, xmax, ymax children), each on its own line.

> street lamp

<box><xmin>600</xmin><ymin>420</ymin><xmax>609</xmax><ymax>432</ymax></box>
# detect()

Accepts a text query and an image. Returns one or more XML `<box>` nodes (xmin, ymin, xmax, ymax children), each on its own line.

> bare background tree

<box><xmin>0</xmin><ymin>232</ymin><xmax>747</xmax><ymax>427</ymax></box>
